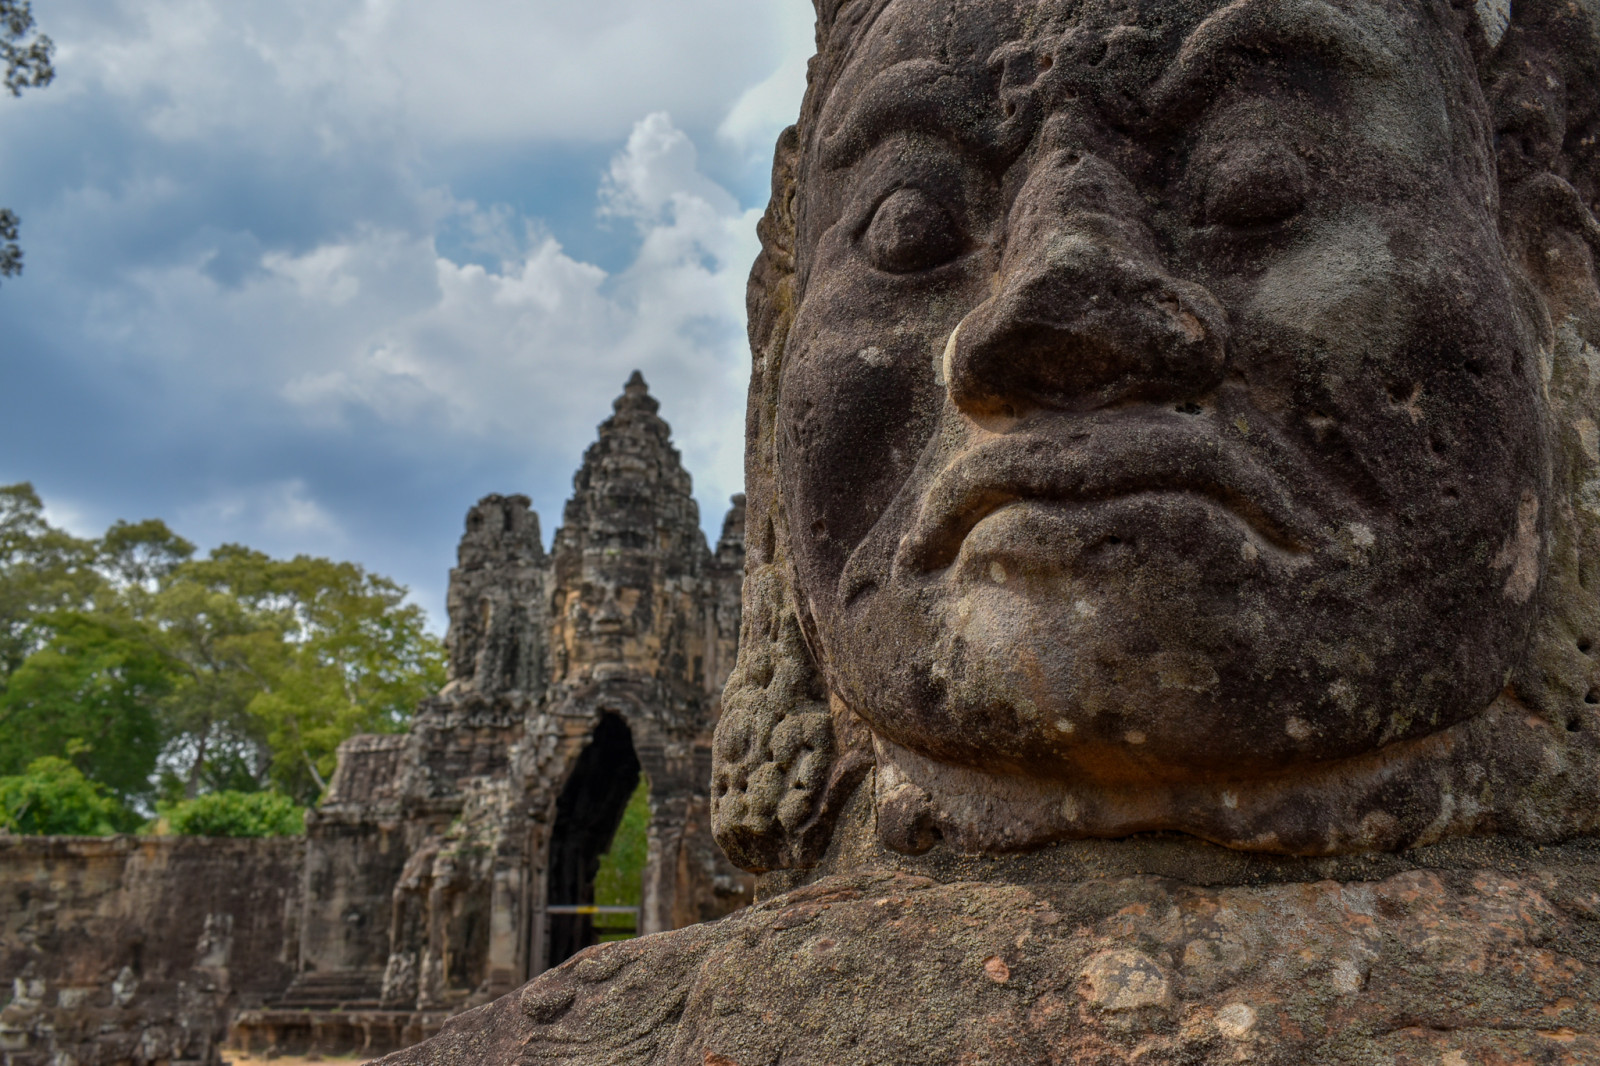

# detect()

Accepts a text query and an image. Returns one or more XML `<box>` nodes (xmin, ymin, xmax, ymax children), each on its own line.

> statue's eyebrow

<box><xmin>818</xmin><ymin>58</ymin><xmax>999</xmax><ymax>171</ymax></box>
<box><xmin>1144</xmin><ymin>0</ymin><xmax>1400</xmax><ymax>122</ymax></box>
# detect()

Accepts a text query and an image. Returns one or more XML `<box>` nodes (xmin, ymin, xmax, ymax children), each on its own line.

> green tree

<box><xmin>0</xmin><ymin>756</ymin><xmax>135</xmax><ymax>835</ymax></box>
<box><xmin>98</xmin><ymin>518</ymin><xmax>195</xmax><ymax>587</ymax></box>
<box><xmin>0</xmin><ymin>483</ymin><xmax>100</xmax><ymax>681</ymax></box>
<box><xmin>0</xmin><ymin>491</ymin><xmax>191</xmax><ymax>805</ymax></box>
<box><xmin>0</xmin><ymin>612</ymin><xmax>169</xmax><ymax>802</ymax></box>
<box><xmin>159</xmin><ymin>789</ymin><xmax>304</xmax><ymax>838</ymax></box>
<box><xmin>0</xmin><ymin>0</ymin><xmax>53</xmax><ymax>280</ymax></box>
<box><xmin>0</xmin><ymin>483</ymin><xmax>445</xmax><ymax>811</ymax></box>
<box><xmin>147</xmin><ymin>547</ymin><xmax>444</xmax><ymax>804</ymax></box>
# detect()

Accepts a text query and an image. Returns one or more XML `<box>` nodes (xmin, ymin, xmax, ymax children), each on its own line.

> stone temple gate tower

<box><xmin>237</xmin><ymin>374</ymin><xmax>749</xmax><ymax>1051</ymax></box>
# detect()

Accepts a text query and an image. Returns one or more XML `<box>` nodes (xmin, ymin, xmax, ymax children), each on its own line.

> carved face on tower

<box><xmin>714</xmin><ymin>0</ymin><xmax>1600</xmax><ymax>862</ymax></box>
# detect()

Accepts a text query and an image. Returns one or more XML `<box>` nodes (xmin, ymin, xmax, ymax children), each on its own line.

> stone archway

<box><xmin>543</xmin><ymin>712</ymin><xmax>642</xmax><ymax>969</ymax></box>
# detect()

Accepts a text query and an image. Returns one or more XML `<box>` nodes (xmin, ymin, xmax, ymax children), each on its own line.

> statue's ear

<box><xmin>711</xmin><ymin>566</ymin><xmax>873</xmax><ymax>872</ymax></box>
<box><xmin>714</xmin><ymin>123</ymin><xmax>874</xmax><ymax>874</ymax></box>
<box><xmin>1501</xmin><ymin>173</ymin><xmax>1600</xmax><ymax>328</ymax></box>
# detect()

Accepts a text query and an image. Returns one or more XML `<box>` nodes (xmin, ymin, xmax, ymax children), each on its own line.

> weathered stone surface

<box><xmin>0</xmin><ymin>835</ymin><xmax>302</xmax><ymax>1066</ymax></box>
<box><xmin>382</xmin><ymin>840</ymin><xmax>1600</xmax><ymax>1065</ymax></box>
<box><xmin>717</xmin><ymin>0</ymin><xmax>1600</xmax><ymax>861</ymax></box>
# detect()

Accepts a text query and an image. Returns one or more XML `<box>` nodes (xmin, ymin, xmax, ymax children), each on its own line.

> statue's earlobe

<box><xmin>711</xmin><ymin>566</ymin><xmax>873</xmax><ymax>872</ymax></box>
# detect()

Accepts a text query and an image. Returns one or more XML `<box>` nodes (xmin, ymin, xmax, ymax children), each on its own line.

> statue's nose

<box><xmin>946</xmin><ymin>151</ymin><xmax>1227</xmax><ymax>420</ymax></box>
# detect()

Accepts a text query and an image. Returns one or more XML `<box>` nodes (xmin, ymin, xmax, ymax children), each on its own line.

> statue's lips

<box><xmin>897</xmin><ymin>416</ymin><xmax>1322</xmax><ymax>574</ymax></box>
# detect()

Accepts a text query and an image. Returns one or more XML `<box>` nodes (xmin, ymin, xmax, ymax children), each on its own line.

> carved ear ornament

<box><xmin>710</xmin><ymin>566</ymin><xmax>872</xmax><ymax>872</ymax></box>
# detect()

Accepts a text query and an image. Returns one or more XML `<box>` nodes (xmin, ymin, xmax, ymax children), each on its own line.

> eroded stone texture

<box><xmin>382</xmin><ymin>842</ymin><xmax>1600</xmax><ymax>1065</ymax></box>
<box><xmin>0</xmin><ymin>836</ymin><xmax>302</xmax><ymax>1066</ymax></box>
<box><xmin>715</xmin><ymin>0</ymin><xmax>1600</xmax><ymax>861</ymax></box>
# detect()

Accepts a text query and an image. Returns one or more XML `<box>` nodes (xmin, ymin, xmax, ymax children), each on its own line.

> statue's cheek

<box><xmin>782</xmin><ymin>271</ymin><xmax>979</xmax><ymax>572</ymax></box>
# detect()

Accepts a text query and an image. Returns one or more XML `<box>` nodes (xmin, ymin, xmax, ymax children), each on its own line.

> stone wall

<box><xmin>0</xmin><ymin>835</ymin><xmax>302</xmax><ymax>1066</ymax></box>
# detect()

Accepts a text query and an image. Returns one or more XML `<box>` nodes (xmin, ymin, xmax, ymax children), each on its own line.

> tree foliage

<box><xmin>1</xmin><ymin>0</ymin><xmax>51</xmax><ymax>95</ymax></box>
<box><xmin>158</xmin><ymin>790</ymin><xmax>305</xmax><ymax>838</ymax></box>
<box><xmin>0</xmin><ymin>756</ymin><xmax>137</xmax><ymax>835</ymax></box>
<box><xmin>0</xmin><ymin>0</ymin><xmax>52</xmax><ymax>281</ymax></box>
<box><xmin>0</xmin><ymin>612</ymin><xmax>169</xmax><ymax>800</ymax></box>
<box><xmin>143</xmin><ymin>545</ymin><xmax>445</xmax><ymax>803</ymax></box>
<box><xmin>0</xmin><ymin>483</ymin><xmax>102</xmax><ymax>678</ymax></box>
<box><xmin>593</xmin><ymin>777</ymin><xmax>649</xmax><ymax>940</ymax></box>
<box><xmin>0</xmin><ymin>482</ymin><xmax>446</xmax><ymax>820</ymax></box>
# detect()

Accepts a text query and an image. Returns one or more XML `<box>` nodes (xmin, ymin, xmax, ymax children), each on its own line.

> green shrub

<box><xmin>0</xmin><ymin>756</ymin><xmax>136</xmax><ymax>835</ymax></box>
<box><xmin>160</xmin><ymin>790</ymin><xmax>304</xmax><ymax>837</ymax></box>
<box><xmin>593</xmin><ymin>776</ymin><xmax>649</xmax><ymax>940</ymax></box>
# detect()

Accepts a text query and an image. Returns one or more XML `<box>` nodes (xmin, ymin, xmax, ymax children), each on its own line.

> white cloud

<box><xmin>603</xmin><ymin>113</ymin><xmax>740</xmax><ymax>222</ymax></box>
<box><xmin>302</xmin><ymin>113</ymin><xmax>758</xmax><ymax>513</ymax></box>
<box><xmin>718</xmin><ymin>0</ymin><xmax>815</xmax><ymax>159</ymax></box>
<box><xmin>264</xmin><ymin>244</ymin><xmax>362</xmax><ymax>306</ymax></box>
<box><xmin>91</xmin><ymin>114</ymin><xmax>757</xmax><ymax>535</ymax></box>
<box><xmin>179</xmin><ymin>479</ymin><xmax>345</xmax><ymax>548</ymax></box>
<box><xmin>0</xmin><ymin>0</ymin><xmax>816</xmax><ymax>627</ymax></box>
<box><xmin>47</xmin><ymin>0</ymin><xmax>808</xmax><ymax>146</ymax></box>
<box><xmin>39</xmin><ymin>495</ymin><xmax>101</xmax><ymax>539</ymax></box>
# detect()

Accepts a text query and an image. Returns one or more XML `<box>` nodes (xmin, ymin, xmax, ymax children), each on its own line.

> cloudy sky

<box><xmin>0</xmin><ymin>0</ymin><xmax>814</xmax><ymax>627</ymax></box>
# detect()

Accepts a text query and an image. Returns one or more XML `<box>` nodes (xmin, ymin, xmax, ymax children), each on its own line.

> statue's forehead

<box><xmin>820</xmin><ymin>0</ymin><xmax>1195</xmax><ymax>112</ymax></box>
<box><xmin>816</xmin><ymin>0</ymin><xmax>1410</xmax><ymax>160</ymax></box>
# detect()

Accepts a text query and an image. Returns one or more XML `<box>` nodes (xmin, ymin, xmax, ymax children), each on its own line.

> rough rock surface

<box><xmin>383</xmin><ymin>839</ymin><xmax>1600</xmax><ymax>1065</ymax></box>
<box><xmin>715</xmin><ymin>0</ymin><xmax>1600</xmax><ymax>861</ymax></box>
<box><xmin>0</xmin><ymin>836</ymin><xmax>302</xmax><ymax>1066</ymax></box>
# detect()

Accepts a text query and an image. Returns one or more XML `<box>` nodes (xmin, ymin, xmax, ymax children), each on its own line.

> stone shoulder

<box><xmin>377</xmin><ymin>863</ymin><xmax>1600</xmax><ymax>1065</ymax></box>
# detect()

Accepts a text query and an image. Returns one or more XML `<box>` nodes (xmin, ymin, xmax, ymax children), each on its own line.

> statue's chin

<box><xmin>865</xmin><ymin>690</ymin><xmax>1542</xmax><ymax>858</ymax></box>
<box><xmin>837</xmin><ymin>580</ymin><xmax>1424</xmax><ymax>785</ymax></box>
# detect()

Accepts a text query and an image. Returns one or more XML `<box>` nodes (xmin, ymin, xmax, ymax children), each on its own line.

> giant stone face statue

<box><xmin>377</xmin><ymin>3</ymin><xmax>1600</xmax><ymax>1063</ymax></box>
<box><xmin>714</xmin><ymin>0</ymin><xmax>1600</xmax><ymax>861</ymax></box>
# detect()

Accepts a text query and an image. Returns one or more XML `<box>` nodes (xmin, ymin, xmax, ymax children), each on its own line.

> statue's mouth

<box><xmin>896</xmin><ymin>409</ymin><xmax>1326</xmax><ymax>575</ymax></box>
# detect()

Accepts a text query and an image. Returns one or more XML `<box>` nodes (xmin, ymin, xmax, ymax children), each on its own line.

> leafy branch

<box><xmin>0</xmin><ymin>0</ymin><xmax>53</xmax><ymax>282</ymax></box>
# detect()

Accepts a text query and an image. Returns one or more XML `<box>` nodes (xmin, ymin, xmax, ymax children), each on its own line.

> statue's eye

<box><xmin>1203</xmin><ymin>143</ymin><xmax>1309</xmax><ymax>229</ymax></box>
<box><xmin>864</xmin><ymin>187</ymin><xmax>964</xmax><ymax>273</ymax></box>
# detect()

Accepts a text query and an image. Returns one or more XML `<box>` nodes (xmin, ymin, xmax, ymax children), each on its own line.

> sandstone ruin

<box><xmin>1</xmin><ymin>374</ymin><xmax>750</xmax><ymax>1064</ymax></box>
<box><xmin>383</xmin><ymin>0</ymin><xmax>1600</xmax><ymax>1061</ymax></box>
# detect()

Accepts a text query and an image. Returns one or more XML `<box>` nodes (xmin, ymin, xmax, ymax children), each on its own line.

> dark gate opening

<box><xmin>545</xmin><ymin>713</ymin><xmax>641</xmax><ymax>968</ymax></box>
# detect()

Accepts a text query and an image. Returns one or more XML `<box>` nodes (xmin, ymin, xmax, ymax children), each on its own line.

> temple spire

<box><xmin>614</xmin><ymin>369</ymin><xmax>659</xmax><ymax>414</ymax></box>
